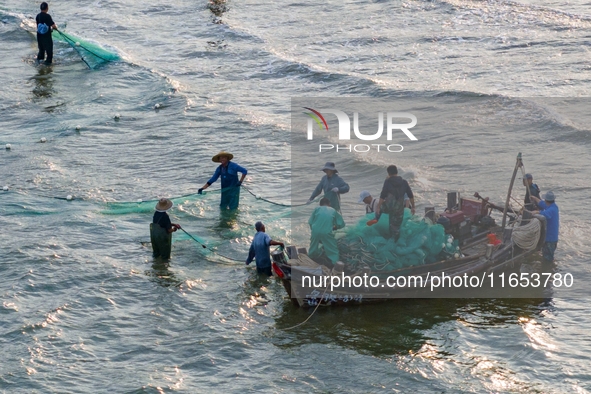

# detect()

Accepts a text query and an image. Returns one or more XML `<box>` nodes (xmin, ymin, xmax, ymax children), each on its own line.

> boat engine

<box><xmin>434</xmin><ymin>192</ymin><xmax>496</xmax><ymax>244</ymax></box>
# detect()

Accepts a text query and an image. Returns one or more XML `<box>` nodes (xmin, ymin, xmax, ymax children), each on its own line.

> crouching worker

<box><xmin>308</xmin><ymin>198</ymin><xmax>345</xmax><ymax>265</ymax></box>
<box><xmin>246</xmin><ymin>221</ymin><xmax>285</xmax><ymax>276</ymax></box>
<box><xmin>151</xmin><ymin>198</ymin><xmax>181</xmax><ymax>259</ymax></box>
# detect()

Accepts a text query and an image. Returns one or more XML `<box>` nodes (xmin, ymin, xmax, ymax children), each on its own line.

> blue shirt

<box><xmin>246</xmin><ymin>231</ymin><xmax>272</xmax><ymax>269</ymax></box>
<box><xmin>207</xmin><ymin>161</ymin><xmax>248</xmax><ymax>189</ymax></box>
<box><xmin>538</xmin><ymin>201</ymin><xmax>559</xmax><ymax>242</ymax></box>
<box><xmin>309</xmin><ymin>174</ymin><xmax>350</xmax><ymax>212</ymax></box>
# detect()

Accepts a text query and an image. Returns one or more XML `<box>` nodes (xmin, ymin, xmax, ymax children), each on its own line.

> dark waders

<box><xmin>37</xmin><ymin>34</ymin><xmax>53</xmax><ymax>64</ymax></box>
<box><xmin>384</xmin><ymin>195</ymin><xmax>404</xmax><ymax>241</ymax></box>
<box><xmin>150</xmin><ymin>223</ymin><xmax>172</xmax><ymax>259</ymax></box>
<box><xmin>220</xmin><ymin>185</ymin><xmax>240</xmax><ymax>210</ymax></box>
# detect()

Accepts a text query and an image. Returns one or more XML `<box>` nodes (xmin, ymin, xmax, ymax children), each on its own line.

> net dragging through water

<box><xmin>53</xmin><ymin>30</ymin><xmax>120</xmax><ymax>69</ymax></box>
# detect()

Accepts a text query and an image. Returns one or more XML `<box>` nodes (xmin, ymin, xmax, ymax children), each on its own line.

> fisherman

<box><xmin>245</xmin><ymin>221</ymin><xmax>285</xmax><ymax>276</ymax></box>
<box><xmin>530</xmin><ymin>191</ymin><xmax>559</xmax><ymax>262</ymax></box>
<box><xmin>36</xmin><ymin>2</ymin><xmax>58</xmax><ymax>65</ymax></box>
<box><xmin>307</xmin><ymin>162</ymin><xmax>350</xmax><ymax>213</ymax></box>
<box><xmin>151</xmin><ymin>198</ymin><xmax>181</xmax><ymax>259</ymax></box>
<box><xmin>375</xmin><ymin>165</ymin><xmax>415</xmax><ymax>241</ymax></box>
<box><xmin>308</xmin><ymin>198</ymin><xmax>346</xmax><ymax>265</ymax></box>
<box><xmin>359</xmin><ymin>190</ymin><xmax>379</xmax><ymax>214</ymax></box>
<box><xmin>198</xmin><ymin>151</ymin><xmax>247</xmax><ymax>210</ymax></box>
<box><xmin>523</xmin><ymin>173</ymin><xmax>541</xmax><ymax>211</ymax></box>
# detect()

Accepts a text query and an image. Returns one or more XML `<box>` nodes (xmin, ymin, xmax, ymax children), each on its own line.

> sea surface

<box><xmin>1</xmin><ymin>0</ymin><xmax>591</xmax><ymax>392</ymax></box>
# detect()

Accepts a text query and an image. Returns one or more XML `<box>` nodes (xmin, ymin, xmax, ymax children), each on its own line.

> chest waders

<box><xmin>150</xmin><ymin>222</ymin><xmax>172</xmax><ymax>259</ymax></box>
<box><xmin>383</xmin><ymin>194</ymin><xmax>404</xmax><ymax>241</ymax></box>
<box><xmin>220</xmin><ymin>166</ymin><xmax>241</xmax><ymax>210</ymax></box>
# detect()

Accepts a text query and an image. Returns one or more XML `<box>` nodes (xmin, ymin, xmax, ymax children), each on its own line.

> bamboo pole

<box><xmin>501</xmin><ymin>153</ymin><xmax>523</xmax><ymax>230</ymax></box>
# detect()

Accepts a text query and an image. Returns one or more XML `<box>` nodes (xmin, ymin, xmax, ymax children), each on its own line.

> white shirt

<box><xmin>366</xmin><ymin>198</ymin><xmax>379</xmax><ymax>214</ymax></box>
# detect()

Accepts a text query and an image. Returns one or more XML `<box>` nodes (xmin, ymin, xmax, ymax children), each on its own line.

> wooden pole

<box><xmin>501</xmin><ymin>153</ymin><xmax>523</xmax><ymax>230</ymax></box>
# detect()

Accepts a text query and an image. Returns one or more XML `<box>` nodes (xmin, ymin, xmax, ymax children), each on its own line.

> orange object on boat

<box><xmin>366</xmin><ymin>219</ymin><xmax>378</xmax><ymax>226</ymax></box>
<box><xmin>487</xmin><ymin>233</ymin><xmax>501</xmax><ymax>245</ymax></box>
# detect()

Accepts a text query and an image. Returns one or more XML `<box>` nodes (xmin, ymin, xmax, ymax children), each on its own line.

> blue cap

<box><xmin>525</xmin><ymin>173</ymin><xmax>533</xmax><ymax>179</ymax></box>
<box><xmin>255</xmin><ymin>221</ymin><xmax>264</xmax><ymax>231</ymax></box>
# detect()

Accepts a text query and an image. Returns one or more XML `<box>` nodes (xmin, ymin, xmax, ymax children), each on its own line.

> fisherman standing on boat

<box><xmin>530</xmin><ymin>191</ymin><xmax>559</xmax><ymax>262</ymax></box>
<box><xmin>375</xmin><ymin>165</ymin><xmax>415</xmax><ymax>241</ymax></box>
<box><xmin>36</xmin><ymin>2</ymin><xmax>58</xmax><ymax>65</ymax></box>
<box><xmin>307</xmin><ymin>162</ymin><xmax>350</xmax><ymax>213</ymax></box>
<box><xmin>308</xmin><ymin>198</ymin><xmax>346</xmax><ymax>265</ymax></box>
<box><xmin>523</xmin><ymin>173</ymin><xmax>541</xmax><ymax>211</ymax></box>
<box><xmin>151</xmin><ymin>198</ymin><xmax>181</xmax><ymax>259</ymax></box>
<box><xmin>198</xmin><ymin>151</ymin><xmax>248</xmax><ymax>210</ymax></box>
<box><xmin>245</xmin><ymin>221</ymin><xmax>285</xmax><ymax>276</ymax></box>
<box><xmin>359</xmin><ymin>190</ymin><xmax>379</xmax><ymax>214</ymax></box>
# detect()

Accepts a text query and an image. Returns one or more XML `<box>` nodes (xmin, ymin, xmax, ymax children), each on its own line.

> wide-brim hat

<box><xmin>321</xmin><ymin>162</ymin><xmax>338</xmax><ymax>173</ymax></box>
<box><xmin>212</xmin><ymin>151</ymin><xmax>234</xmax><ymax>162</ymax></box>
<box><xmin>155</xmin><ymin>198</ymin><xmax>174</xmax><ymax>212</ymax></box>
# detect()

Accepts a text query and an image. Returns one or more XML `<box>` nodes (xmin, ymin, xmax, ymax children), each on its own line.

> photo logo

<box><xmin>304</xmin><ymin>108</ymin><xmax>418</xmax><ymax>141</ymax></box>
<box><xmin>304</xmin><ymin>107</ymin><xmax>329</xmax><ymax>132</ymax></box>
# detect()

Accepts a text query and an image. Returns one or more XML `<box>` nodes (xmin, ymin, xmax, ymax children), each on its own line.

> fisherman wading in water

<box><xmin>36</xmin><ymin>2</ymin><xmax>58</xmax><ymax>65</ymax></box>
<box><xmin>150</xmin><ymin>198</ymin><xmax>181</xmax><ymax>260</ymax></box>
<box><xmin>198</xmin><ymin>151</ymin><xmax>248</xmax><ymax>210</ymax></box>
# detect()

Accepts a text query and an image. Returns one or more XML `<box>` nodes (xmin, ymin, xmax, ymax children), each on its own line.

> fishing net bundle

<box><xmin>336</xmin><ymin>209</ymin><xmax>460</xmax><ymax>271</ymax></box>
<box><xmin>52</xmin><ymin>30</ymin><xmax>119</xmax><ymax>68</ymax></box>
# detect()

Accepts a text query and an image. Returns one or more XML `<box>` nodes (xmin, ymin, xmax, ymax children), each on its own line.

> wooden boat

<box><xmin>272</xmin><ymin>153</ymin><xmax>548</xmax><ymax>307</ymax></box>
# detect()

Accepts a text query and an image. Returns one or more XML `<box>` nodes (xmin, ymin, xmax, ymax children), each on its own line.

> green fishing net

<box><xmin>52</xmin><ymin>30</ymin><xmax>120</xmax><ymax>68</ymax></box>
<box><xmin>336</xmin><ymin>209</ymin><xmax>460</xmax><ymax>271</ymax></box>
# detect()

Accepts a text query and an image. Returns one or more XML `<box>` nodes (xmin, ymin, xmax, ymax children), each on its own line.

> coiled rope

<box><xmin>511</xmin><ymin>218</ymin><xmax>541</xmax><ymax>251</ymax></box>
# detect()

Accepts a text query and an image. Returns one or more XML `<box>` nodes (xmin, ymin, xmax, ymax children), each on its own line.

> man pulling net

<box><xmin>36</xmin><ymin>2</ymin><xmax>58</xmax><ymax>65</ymax></box>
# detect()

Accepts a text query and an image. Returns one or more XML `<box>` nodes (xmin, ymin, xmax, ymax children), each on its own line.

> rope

<box><xmin>179</xmin><ymin>228</ymin><xmax>207</xmax><ymax>249</ymax></box>
<box><xmin>56</xmin><ymin>30</ymin><xmax>92</xmax><ymax>69</ymax></box>
<box><xmin>510</xmin><ymin>194</ymin><xmax>524</xmax><ymax>210</ymax></box>
<box><xmin>103</xmin><ymin>189</ymin><xmax>221</xmax><ymax>206</ymax></box>
<box><xmin>242</xmin><ymin>186</ymin><xmax>309</xmax><ymax>207</ymax></box>
<box><xmin>511</xmin><ymin>218</ymin><xmax>541</xmax><ymax>251</ymax></box>
<box><xmin>11</xmin><ymin>185</ymin><xmax>310</xmax><ymax>209</ymax></box>
<box><xmin>282</xmin><ymin>267</ymin><xmax>333</xmax><ymax>331</ymax></box>
<box><xmin>3</xmin><ymin>189</ymin><xmax>82</xmax><ymax>202</ymax></box>
<box><xmin>179</xmin><ymin>228</ymin><xmax>244</xmax><ymax>263</ymax></box>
